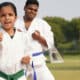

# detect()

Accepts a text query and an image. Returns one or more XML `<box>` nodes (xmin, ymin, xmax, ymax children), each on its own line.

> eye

<box><xmin>33</xmin><ymin>9</ymin><xmax>38</xmax><ymax>12</ymax></box>
<box><xmin>0</xmin><ymin>14</ymin><xmax>6</xmax><ymax>17</ymax></box>
<box><xmin>28</xmin><ymin>8</ymin><xmax>38</xmax><ymax>12</ymax></box>
<box><xmin>8</xmin><ymin>13</ymin><xmax>14</xmax><ymax>16</ymax></box>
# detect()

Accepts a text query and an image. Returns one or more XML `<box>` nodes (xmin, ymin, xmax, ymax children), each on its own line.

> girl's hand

<box><xmin>0</xmin><ymin>32</ymin><xmax>3</xmax><ymax>41</ymax></box>
<box><xmin>21</xmin><ymin>56</ymin><xmax>30</xmax><ymax>64</ymax></box>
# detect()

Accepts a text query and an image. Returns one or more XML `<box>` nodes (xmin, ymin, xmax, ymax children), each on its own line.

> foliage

<box><xmin>71</xmin><ymin>18</ymin><xmax>80</xmax><ymax>40</ymax></box>
<box><xmin>43</xmin><ymin>16</ymin><xmax>80</xmax><ymax>54</ymax></box>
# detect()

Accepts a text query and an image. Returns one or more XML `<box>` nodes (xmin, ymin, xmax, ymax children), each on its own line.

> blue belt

<box><xmin>32</xmin><ymin>61</ymin><xmax>37</xmax><ymax>80</ymax></box>
<box><xmin>32</xmin><ymin>51</ymin><xmax>43</xmax><ymax>57</ymax></box>
<box><xmin>32</xmin><ymin>51</ymin><xmax>43</xmax><ymax>80</ymax></box>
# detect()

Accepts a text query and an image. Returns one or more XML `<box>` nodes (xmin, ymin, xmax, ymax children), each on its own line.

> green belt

<box><xmin>0</xmin><ymin>69</ymin><xmax>24</xmax><ymax>80</ymax></box>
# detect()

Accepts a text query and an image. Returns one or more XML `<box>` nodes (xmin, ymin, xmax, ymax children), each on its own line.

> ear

<box><xmin>15</xmin><ymin>16</ymin><xmax>17</xmax><ymax>19</ymax></box>
<box><xmin>15</xmin><ymin>16</ymin><xmax>17</xmax><ymax>22</ymax></box>
<box><xmin>24</xmin><ymin>6</ymin><xmax>26</xmax><ymax>11</ymax></box>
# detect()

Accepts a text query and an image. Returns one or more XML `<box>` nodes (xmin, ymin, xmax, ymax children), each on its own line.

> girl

<box><xmin>0</xmin><ymin>2</ymin><xmax>30</xmax><ymax>80</ymax></box>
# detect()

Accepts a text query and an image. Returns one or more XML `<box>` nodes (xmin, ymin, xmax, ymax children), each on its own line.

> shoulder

<box><xmin>16</xmin><ymin>29</ymin><xmax>28</xmax><ymax>40</ymax></box>
<box><xmin>34</xmin><ymin>17</ymin><xmax>45</xmax><ymax>22</ymax></box>
<box><xmin>16</xmin><ymin>29</ymin><xmax>22</xmax><ymax>32</ymax></box>
<box><xmin>15</xmin><ymin>18</ymin><xmax>24</xmax><ymax>23</ymax></box>
<box><xmin>35</xmin><ymin>17</ymin><xmax>49</xmax><ymax>25</ymax></box>
<box><xmin>14</xmin><ymin>18</ymin><xmax>24</xmax><ymax>28</ymax></box>
<box><xmin>35</xmin><ymin>17</ymin><xmax>51</xmax><ymax>29</ymax></box>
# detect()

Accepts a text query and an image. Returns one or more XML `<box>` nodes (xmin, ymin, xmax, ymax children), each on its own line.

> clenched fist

<box><xmin>0</xmin><ymin>32</ymin><xmax>3</xmax><ymax>41</ymax></box>
<box><xmin>32</xmin><ymin>30</ymin><xmax>40</xmax><ymax>40</ymax></box>
<box><xmin>21</xmin><ymin>56</ymin><xmax>30</xmax><ymax>64</ymax></box>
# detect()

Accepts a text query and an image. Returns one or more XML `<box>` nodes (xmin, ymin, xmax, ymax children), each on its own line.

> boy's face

<box><xmin>24</xmin><ymin>4</ymin><xmax>38</xmax><ymax>20</ymax></box>
<box><xmin>0</xmin><ymin>6</ymin><xmax>16</xmax><ymax>30</ymax></box>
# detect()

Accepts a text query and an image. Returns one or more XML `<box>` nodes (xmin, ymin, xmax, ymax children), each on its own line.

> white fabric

<box><xmin>26</xmin><ymin>63</ymin><xmax>55</xmax><ymax>80</ymax></box>
<box><xmin>15</xmin><ymin>18</ymin><xmax>54</xmax><ymax>49</ymax></box>
<box><xmin>15</xmin><ymin>18</ymin><xmax>54</xmax><ymax>65</ymax></box>
<box><xmin>0</xmin><ymin>28</ymin><xmax>29</xmax><ymax>75</ymax></box>
<box><xmin>15</xmin><ymin>17</ymin><xmax>55</xmax><ymax>80</ymax></box>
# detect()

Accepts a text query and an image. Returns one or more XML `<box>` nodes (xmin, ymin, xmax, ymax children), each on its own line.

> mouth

<box><xmin>4</xmin><ymin>21</ymin><xmax>12</xmax><ymax>25</ymax></box>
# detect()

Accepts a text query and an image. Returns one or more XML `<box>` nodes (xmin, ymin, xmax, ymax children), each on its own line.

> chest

<box><xmin>1</xmin><ymin>33</ymin><xmax>25</xmax><ymax>52</ymax></box>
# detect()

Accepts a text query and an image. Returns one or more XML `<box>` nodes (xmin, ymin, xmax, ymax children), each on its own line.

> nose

<box><xmin>31</xmin><ymin>8</ymin><xmax>38</xmax><ymax>13</ymax></box>
<box><xmin>5</xmin><ymin>15</ymin><xmax>9</xmax><ymax>20</ymax></box>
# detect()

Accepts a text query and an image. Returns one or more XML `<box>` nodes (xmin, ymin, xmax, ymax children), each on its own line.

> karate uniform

<box><xmin>0</xmin><ymin>28</ymin><xmax>28</xmax><ymax>80</ymax></box>
<box><xmin>15</xmin><ymin>17</ymin><xmax>55</xmax><ymax>80</ymax></box>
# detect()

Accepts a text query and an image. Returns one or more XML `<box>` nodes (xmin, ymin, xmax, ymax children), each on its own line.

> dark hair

<box><xmin>0</xmin><ymin>2</ymin><xmax>17</xmax><ymax>16</ymax></box>
<box><xmin>25</xmin><ymin>0</ymin><xmax>39</xmax><ymax>7</ymax></box>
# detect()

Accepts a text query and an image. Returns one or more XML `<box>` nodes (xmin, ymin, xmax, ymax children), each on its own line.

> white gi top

<box><xmin>15</xmin><ymin>17</ymin><xmax>54</xmax><ymax>65</ymax></box>
<box><xmin>0</xmin><ymin>28</ymin><xmax>29</xmax><ymax>74</ymax></box>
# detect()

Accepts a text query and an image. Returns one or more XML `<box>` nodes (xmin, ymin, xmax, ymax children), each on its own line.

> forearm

<box><xmin>38</xmin><ymin>35</ymin><xmax>48</xmax><ymax>48</ymax></box>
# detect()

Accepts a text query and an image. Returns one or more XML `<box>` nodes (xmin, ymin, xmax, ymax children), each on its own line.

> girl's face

<box><xmin>0</xmin><ymin>5</ymin><xmax>16</xmax><ymax>30</ymax></box>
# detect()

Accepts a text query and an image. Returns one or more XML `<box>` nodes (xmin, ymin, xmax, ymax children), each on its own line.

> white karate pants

<box><xmin>27</xmin><ymin>63</ymin><xmax>55</xmax><ymax>80</ymax></box>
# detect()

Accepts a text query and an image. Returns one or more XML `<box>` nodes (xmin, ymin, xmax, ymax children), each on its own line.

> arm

<box><xmin>41</xmin><ymin>21</ymin><xmax>54</xmax><ymax>49</ymax></box>
<box><xmin>32</xmin><ymin>30</ymin><xmax>48</xmax><ymax>47</ymax></box>
<box><xmin>21</xmin><ymin>56</ymin><xmax>30</xmax><ymax>64</ymax></box>
<box><xmin>32</xmin><ymin>20</ymin><xmax>54</xmax><ymax>49</ymax></box>
<box><xmin>21</xmin><ymin>33</ymin><xmax>31</xmax><ymax>65</ymax></box>
<box><xmin>0</xmin><ymin>32</ymin><xmax>3</xmax><ymax>41</ymax></box>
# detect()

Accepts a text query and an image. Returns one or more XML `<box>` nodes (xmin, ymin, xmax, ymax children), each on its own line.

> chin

<box><xmin>3</xmin><ymin>26</ymin><xmax>12</xmax><ymax>30</ymax></box>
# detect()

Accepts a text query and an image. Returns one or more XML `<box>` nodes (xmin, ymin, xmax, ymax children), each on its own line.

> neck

<box><xmin>4</xmin><ymin>27</ymin><xmax>15</xmax><ymax>36</ymax></box>
<box><xmin>24</xmin><ymin>16</ymin><xmax>33</xmax><ymax>22</ymax></box>
<box><xmin>24</xmin><ymin>16</ymin><xmax>33</xmax><ymax>30</ymax></box>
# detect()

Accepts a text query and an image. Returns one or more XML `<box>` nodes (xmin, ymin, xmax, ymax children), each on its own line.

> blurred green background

<box><xmin>47</xmin><ymin>54</ymin><xmax>80</xmax><ymax>80</ymax></box>
<box><xmin>44</xmin><ymin>16</ymin><xmax>80</xmax><ymax>80</ymax></box>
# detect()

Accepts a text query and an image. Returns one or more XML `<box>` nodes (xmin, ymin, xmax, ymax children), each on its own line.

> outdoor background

<box><xmin>0</xmin><ymin>0</ymin><xmax>80</xmax><ymax>80</ymax></box>
<box><xmin>44</xmin><ymin>16</ymin><xmax>80</xmax><ymax>80</ymax></box>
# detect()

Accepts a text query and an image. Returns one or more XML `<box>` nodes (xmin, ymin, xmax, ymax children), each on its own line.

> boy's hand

<box><xmin>0</xmin><ymin>32</ymin><xmax>3</xmax><ymax>41</ymax></box>
<box><xmin>21</xmin><ymin>56</ymin><xmax>30</xmax><ymax>64</ymax></box>
<box><xmin>32</xmin><ymin>30</ymin><xmax>40</xmax><ymax>40</ymax></box>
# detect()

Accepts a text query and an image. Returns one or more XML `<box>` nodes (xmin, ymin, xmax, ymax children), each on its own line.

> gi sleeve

<box><xmin>41</xmin><ymin>21</ymin><xmax>54</xmax><ymax>50</ymax></box>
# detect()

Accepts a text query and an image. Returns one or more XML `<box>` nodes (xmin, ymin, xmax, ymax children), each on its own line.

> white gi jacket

<box><xmin>0</xmin><ymin>28</ymin><xmax>29</xmax><ymax>74</ymax></box>
<box><xmin>15</xmin><ymin>17</ymin><xmax>54</xmax><ymax>66</ymax></box>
